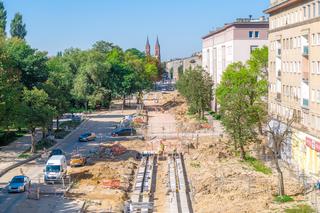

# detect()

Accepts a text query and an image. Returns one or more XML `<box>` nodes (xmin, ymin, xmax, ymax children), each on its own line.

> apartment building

<box><xmin>202</xmin><ymin>17</ymin><xmax>269</xmax><ymax>111</ymax></box>
<box><xmin>265</xmin><ymin>0</ymin><xmax>320</xmax><ymax>176</ymax></box>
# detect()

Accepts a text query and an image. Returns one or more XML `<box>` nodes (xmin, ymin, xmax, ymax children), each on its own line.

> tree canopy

<box><xmin>10</xmin><ymin>13</ymin><xmax>27</xmax><ymax>39</ymax></box>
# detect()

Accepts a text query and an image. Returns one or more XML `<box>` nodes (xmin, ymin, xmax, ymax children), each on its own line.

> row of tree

<box><xmin>177</xmin><ymin>47</ymin><xmax>292</xmax><ymax>196</ymax></box>
<box><xmin>0</xmin><ymin>2</ymin><xmax>160</xmax><ymax>152</ymax></box>
<box><xmin>0</xmin><ymin>2</ymin><xmax>27</xmax><ymax>38</ymax></box>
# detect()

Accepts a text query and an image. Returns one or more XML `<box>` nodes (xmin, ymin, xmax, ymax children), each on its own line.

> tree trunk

<box><xmin>274</xmin><ymin>157</ymin><xmax>285</xmax><ymax>196</ymax></box>
<box><xmin>240</xmin><ymin>145</ymin><xmax>246</xmax><ymax>160</ymax></box>
<box><xmin>30</xmin><ymin>128</ymin><xmax>36</xmax><ymax>153</ymax></box>
<box><xmin>56</xmin><ymin>116</ymin><xmax>59</xmax><ymax>131</ymax></box>
<box><xmin>122</xmin><ymin>95</ymin><xmax>126</xmax><ymax>108</ymax></box>
<box><xmin>42</xmin><ymin>127</ymin><xmax>46</xmax><ymax>139</ymax></box>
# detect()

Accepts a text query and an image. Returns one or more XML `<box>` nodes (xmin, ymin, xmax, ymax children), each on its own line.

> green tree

<box><xmin>177</xmin><ymin>66</ymin><xmax>213</xmax><ymax>119</ymax></box>
<box><xmin>10</xmin><ymin>13</ymin><xmax>27</xmax><ymax>39</ymax></box>
<box><xmin>247</xmin><ymin>46</ymin><xmax>268</xmax><ymax>79</ymax></box>
<box><xmin>6</xmin><ymin>38</ymin><xmax>48</xmax><ymax>88</ymax></box>
<box><xmin>22</xmin><ymin>88</ymin><xmax>55</xmax><ymax>153</ymax></box>
<box><xmin>45</xmin><ymin>56</ymin><xmax>73</xmax><ymax>130</ymax></box>
<box><xmin>0</xmin><ymin>36</ymin><xmax>22</xmax><ymax>136</ymax></box>
<box><xmin>216</xmin><ymin>62</ymin><xmax>267</xmax><ymax>159</ymax></box>
<box><xmin>0</xmin><ymin>1</ymin><xmax>6</xmax><ymax>36</ymax></box>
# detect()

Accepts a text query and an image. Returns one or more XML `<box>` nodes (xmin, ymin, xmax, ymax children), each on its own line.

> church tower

<box><xmin>155</xmin><ymin>36</ymin><xmax>161</xmax><ymax>62</ymax></box>
<box><xmin>145</xmin><ymin>37</ymin><xmax>151</xmax><ymax>56</ymax></box>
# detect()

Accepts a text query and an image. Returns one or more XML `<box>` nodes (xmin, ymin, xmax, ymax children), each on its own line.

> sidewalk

<box><xmin>0</xmin><ymin>130</ymin><xmax>42</xmax><ymax>173</ymax></box>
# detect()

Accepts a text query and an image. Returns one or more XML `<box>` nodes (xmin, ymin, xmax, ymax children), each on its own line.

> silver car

<box><xmin>8</xmin><ymin>175</ymin><xmax>31</xmax><ymax>193</ymax></box>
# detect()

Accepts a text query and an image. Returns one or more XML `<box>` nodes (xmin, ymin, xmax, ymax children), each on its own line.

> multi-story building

<box><xmin>202</xmin><ymin>17</ymin><xmax>269</xmax><ymax>111</ymax></box>
<box><xmin>165</xmin><ymin>52</ymin><xmax>202</xmax><ymax>82</ymax></box>
<box><xmin>265</xmin><ymin>0</ymin><xmax>320</xmax><ymax>177</ymax></box>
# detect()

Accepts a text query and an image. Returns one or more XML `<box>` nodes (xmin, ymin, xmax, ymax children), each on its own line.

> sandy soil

<box><xmin>67</xmin><ymin>140</ymin><xmax>146</xmax><ymax>212</ymax></box>
<box><xmin>183</xmin><ymin>137</ymin><xmax>310</xmax><ymax>213</ymax></box>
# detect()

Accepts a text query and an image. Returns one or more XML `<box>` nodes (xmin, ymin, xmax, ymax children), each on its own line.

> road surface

<box><xmin>0</xmin><ymin>110</ymin><xmax>135</xmax><ymax>213</ymax></box>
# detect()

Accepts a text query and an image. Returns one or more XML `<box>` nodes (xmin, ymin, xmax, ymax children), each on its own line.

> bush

<box><xmin>244</xmin><ymin>155</ymin><xmax>272</xmax><ymax>175</ymax></box>
<box><xmin>285</xmin><ymin>204</ymin><xmax>315</xmax><ymax>213</ymax></box>
<box><xmin>35</xmin><ymin>139</ymin><xmax>56</xmax><ymax>151</ymax></box>
<box><xmin>190</xmin><ymin>161</ymin><xmax>201</xmax><ymax>168</ymax></box>
<box><xmin>274</xmin><ymin>195</ymin><xmax>294</xmax><ymax>203</ymax></box>
<box><xmin>59</xmin><ymin>120</ymin><xmax>81</xmax><ymax>130</ymax></box>
<box><xmin>0</xmin><ymin>129</ymin><xmax>28</xmax><ymax>146</ymax></box>
<box><xmin>54</xmin><ymin>129</ymin><xmax>71</xmax><ymax>139</ymax></box>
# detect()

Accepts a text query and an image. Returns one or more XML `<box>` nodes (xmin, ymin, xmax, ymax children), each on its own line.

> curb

<box><xmin>0</xmin><ymin>119</ymin><xmax>90</xmax><ymax>178</ymax></box>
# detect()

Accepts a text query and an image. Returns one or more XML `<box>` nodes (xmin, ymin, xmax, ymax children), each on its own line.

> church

<box><xmin>145</xmin><ymin>36</ymin><xmax>161</xmax><ymax>63</ymax></box>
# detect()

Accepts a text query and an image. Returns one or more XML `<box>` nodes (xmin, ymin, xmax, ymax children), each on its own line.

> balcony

<box><xmin>302</xmin><ymin>98</ymin><xmax>309</xmax><ymax>109</ymax></box>
<box><xmin>302</xmin><ymin>46</ymin><xmax>309</xmax><ymax>57</ymax></box>
<box><xmin>302</xmin><ymin>72</ymin><xmax>309</xmax><ymax>82</ymax></box>
<box><xmin>276</xmin><ymin>93</ymin><xmax>281</xmax><ymax>102</ymax></box>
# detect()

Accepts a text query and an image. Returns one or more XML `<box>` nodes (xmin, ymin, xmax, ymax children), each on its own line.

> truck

<box><xmin>44</xmin><ymin>155</ymin><xmax>67</xmax><ymax>183</ymax></box>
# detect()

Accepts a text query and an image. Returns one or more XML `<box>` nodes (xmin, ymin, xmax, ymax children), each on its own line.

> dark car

<box><xmin>8</xmin><ymin>175</ymin><xmax>31</xmax><ymax>193</ymax></box>
<box><xmin>49</xmin><ymin>148</ymin><xmax>64</xmax><ymax>158</ymax></box>
<box><xmin>111</xmin><ymin>128</ymin><xmax>136</xmax><ymax>137</ymax></box>
<box><xmin>79</xmin><ymin>132</ymin><xmax>96</xmax><ymax>142</ymax></box>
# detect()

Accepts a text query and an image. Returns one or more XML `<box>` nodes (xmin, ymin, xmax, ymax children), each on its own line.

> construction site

<box><xmin>54</xmin><ymin>91</ymin><xmax>315</xmax><ymax>212</ymax></box>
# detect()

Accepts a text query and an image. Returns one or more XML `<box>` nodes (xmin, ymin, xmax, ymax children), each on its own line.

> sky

<box><xmin>3</xmin><ymin>0</ymin><xmax>269</xmax><ymax>61</ymax></box>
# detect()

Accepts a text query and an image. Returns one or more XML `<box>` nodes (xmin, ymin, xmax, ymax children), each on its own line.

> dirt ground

<box><xmin>182</xmin><ymin>136</ymin><xmax>312</xmax><ymax>213</ymax></box>
<box><xmin>67</xmin><ymin>140</ymin><xmax>146</xmax><ymax>212</ymax></box>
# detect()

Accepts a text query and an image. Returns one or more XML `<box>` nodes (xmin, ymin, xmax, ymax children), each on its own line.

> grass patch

<box><xmin>207</xmin><ymin>111</ymin><xmax>221</xmax><ymax>120</ymax></box>
<box><xmin>54</xmin><ymin>129</ymin><xmax>71</xmax><ymax>139</ymax></box>
<box><xmin>244</xmin><ymin>155</ymin><xmax>272</xmax><ymax>175</ymax></box>
<box><xmin>190</xmin><ymin>161</ymin><xmax>201</xmax><ymax>168</ymax></box>
<box><xmin>285</xmin><ymin>204</ymin><xmax>315</xmax><ymax>213</ymax></box>
<box><xmin>274</xmin><ymin>195</ymin><xmax>294</xmax><ymax>203</ymax></box>
<box><xmin>18</xmin><ymin>153</ymin><xmax>32</xmax><ymax>159</ymax></box>
<box><xmin>59</xmin><ymin>120</ymin><xmax>81</xmax><ymax>130</ymax></box>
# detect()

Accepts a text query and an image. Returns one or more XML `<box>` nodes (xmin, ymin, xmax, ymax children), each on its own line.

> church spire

<box><xmin>155</xmin><ymin>36</ymin><xmax>161</xmax><ymax>62</ymax></box>
<box><xmin>145</xmin><ymin>36</ymin><xmax>151</xmax><ymax>56</ymax></box>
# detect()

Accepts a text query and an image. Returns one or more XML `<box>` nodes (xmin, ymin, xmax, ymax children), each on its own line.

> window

<box><xmin>319</xmin><ymin>1</ymin><xmax>320</xmax><ymax>16</ymax></box>
<box><xmin>250</xmin><ymin>45</ymin><xmax>258</xmax><ymax>53</ymax></box>
<box><xmin>313</xmin><ymin>3</ymin><xmax>316</xmax><ymax>17</ymax></box>
<box><xmin>312</xmin><ymin>89</ymin><xmax>316</xmax><ymax>102</ymax></box>
<box><xmin>318</xmin><ymin>33</ymin><xmax>320</xmax><ymax>44</ymax></box>
<box><xmin>249</xmin><ymin>31</ymin><xmax>253</xmax><ymax>38</ymax></box>
<box><xmin>312</xmin><ymin>34</ymin><xmax>316</xmax><ymax>45</ymax></box>
<box><xmin>304</xmin><ymin>6</ymin><xmax>307</xmax><ymax>19</ymax></box>
<box><xmin>308</xmin><ymin>5</ymin><xmax>311</xmax><ymax>18</ymax></box>
<box><xmin>317</xmin><ymin>90</ymin><xmax>320</xmax><ymax>103</ymax></box>
<box><xmin>255</xmin><ymin>31</ymin><xmax>260</xmax><ymax>38</ymax></box>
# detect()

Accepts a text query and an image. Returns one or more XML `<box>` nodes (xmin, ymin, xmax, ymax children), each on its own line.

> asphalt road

<box><xmin>0</xmin><ymin>110</ymin><xmax>135</xmax><ymax>213</ymax></box>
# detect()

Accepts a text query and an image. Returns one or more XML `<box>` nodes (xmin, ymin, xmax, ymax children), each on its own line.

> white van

<box><xmin>44</xmin><ymin>155</ymin><xmax>67</xmax><ymax>183</ymax></box>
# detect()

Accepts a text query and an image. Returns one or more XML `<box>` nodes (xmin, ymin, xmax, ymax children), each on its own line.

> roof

<box><xmin>202</xmin><ymin>20</ymin><xmax>269</xmax><ymax>39</ymax></box>
<box><xmin>264</xmin><ymin>0</ymin><xmax>304</xmax><ymax>14</ymax></box>
<box><xmin>48</xmin><ymin>155</ymin><xmax>65</xmax><ymax>161</ymax></box>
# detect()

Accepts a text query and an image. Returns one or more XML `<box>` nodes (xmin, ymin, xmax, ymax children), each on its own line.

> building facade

<box><xmin>202</xmin><ymin>17</ymin><xmax>269</xmax><ymax>110</ymax></box>
<box><xmin>165</xmin><ymin>52</ymin><xmax>202</xmax><ymax>82</ymax></box>
<box><xmin>265</xmin><ymin>0</ymin><xmax>320</xmax><ymax>177</ymax></box>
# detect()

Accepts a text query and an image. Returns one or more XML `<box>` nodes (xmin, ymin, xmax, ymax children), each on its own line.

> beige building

<box><xmin>165</xmin><ymin>52</ymin><xmax>202</xmax><ymax>82</ymax></box>
<box><xmin>202</xmin><ymin>17</ymin><xmax>269</xmax><ymax>110</ymax></box>
<box><xmin>265</xmin><ymin>0</ymin><xmax>320</xmax><ymax>176</ymax></box>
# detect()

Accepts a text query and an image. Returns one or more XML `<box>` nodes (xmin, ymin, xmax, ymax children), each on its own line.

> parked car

<box><xmin>49</xmin><ymin>148</ymin><xmax>65</xmax><ymax>158</ymax></box>
<box><xmin>44</xmin><ymin>155</ymin><xmax>67</xmax><ymax>184</ymax></box>
<box><xmin>8</xmin><ymin>175</ymin><xmax>31</xmax><ymax>193</ymax></box>
<box><xmin>70</xmin><ymin>154</ymin><xmax>87</xmax><ymax>167</ymax></box>
<box><xmin>78</xmin><ymin>132</ymin><xmax>96</xmax><ymax>142</ymax></box>
<box><xmin>111</xmin><ymin>127</ymin><xmax>136</xmax><ymax>137</ymax></box>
